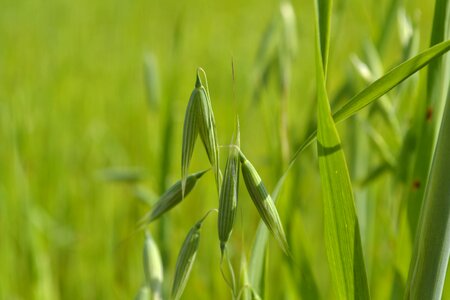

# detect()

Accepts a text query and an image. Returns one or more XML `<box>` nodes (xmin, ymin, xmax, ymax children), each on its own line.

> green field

<box><xmin>1</xmin><ymin>0</ymin><xmax>449</xmax><ymax>299</ymax></box>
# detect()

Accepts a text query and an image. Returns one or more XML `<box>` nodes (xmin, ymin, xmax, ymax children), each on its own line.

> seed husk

<box><xmin>218</xmin><ymin>118</ymin><xmax>240</xmax><ymax>253</ymax></box>
<box><xmin>181</xmin><ymin>78</ymin><xmax>202</xmax><ymax>197</ymax></box>
<box><xmin>239</xmin><ymin>152</ymin><xmax>289</xmax><ymax>254</ymax></box>
<box><xmin>171</xmin><ymin>221</ymin><xmax>202</xmax><ymax>300</ymax></box>
<box><xmin>195</xmin><ymin>70</ymin><xmax>221</xmax><ymax>194</ymax></box>
<box><xmin>181</xmin><ymin>70</ymin><xmax>221</xmax><ymax>196</ymax></box>
<box><xmin>143</xmin><ymin>231</ymin><xmax>163</xmax><ymax>300</ymax></box>
<box><xmin>143</xmin><ymin>170</ymin><xmax>209</xmax><ymax>223</ymax></box>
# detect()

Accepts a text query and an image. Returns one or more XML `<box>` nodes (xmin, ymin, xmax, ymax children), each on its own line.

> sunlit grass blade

<box><xmin>405</xmin><ymin>95</ymin><xmax>450</xmax><ymax>300</ymax></box>
<box><xmin>143</xmin><ymin>231</ymin><xmax>163</xmax><ymax>300</ymax></box>
<box><xmin>314</xmin><ymin>1</ymin><xmax>369</xmax><ymax>298</ymax></box>
<box><xmin>142</xmin><ymin>170</ymin><xmax>209</xmax><ymax>223</ymax></box>
<box><xmin>332</xmin><ymin>39</ymin><xmax>450</xmax><ymax>124</ymax></box>
<box><xmin>239</xmin><ymin>151</ymin><xmax>289</xmax><ymax>254</ymax></box>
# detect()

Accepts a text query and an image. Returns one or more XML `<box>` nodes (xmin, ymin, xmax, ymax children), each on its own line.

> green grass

<box><xmin>0</xmin><ymin>0</ymin><xmax>449</xmax><ymax>299</ymax></box>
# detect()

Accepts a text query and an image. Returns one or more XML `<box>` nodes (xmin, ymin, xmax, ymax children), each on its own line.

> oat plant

<box><xmin>139</xmin><ymin>0</ymin><xmax>450</xmax><ymax>298</ymax></box>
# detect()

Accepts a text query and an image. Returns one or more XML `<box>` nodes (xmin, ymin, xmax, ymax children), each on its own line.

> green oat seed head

<box><xmin>239</xmin><ymin>151</ymin><xmax>289</xmax><ymax>255</ymax></box>
<box><xmin>218</xmin><ymin>117</ymin><xmax>241</xmax><ymax>254</ymax></box>
<box><xmin>142</xmin><ymin>169</ymin><xmax>209</xmax><ymax>223</ymax></box>
<box><xmin>181</xmin><ymin>76</ymin><xmax>202</xmax><ymax>198</ymax></box>
<box><xmin>196</xmin><ymin>68</ymin><xmax>221</xmax><ymax>195</ymax></box>
<box><xmin>171</xmin><ymin>216</ymin><xmax>209</xmax><ymax>300</ymax></box>
<box><xmin>181</xmin><ymin>69</ymin><xmax>221</xmax><ymax>198</ymax></box>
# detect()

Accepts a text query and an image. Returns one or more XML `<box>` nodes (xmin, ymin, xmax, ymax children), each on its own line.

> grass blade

<box><xmin>405</xmin><ymin>93</ymin><xmax>450</xmax><ymax>299</ymax></box>
<box><xmin>314</xmin><ymin>1</ymin><xmax>369</xmax><ymax>298</ymax></box>
<box><xmin>332</xmin><ymin>39</ymin><xmax>450</xmax><ymax>124</ymax></box>
<box><xmin>288</xmin><ymin>39</ymin><xmax>450</xmax><ymax>170</ymax></box>
<box><xmin>317</xmin><ymin>0</ymin><xmax>332</xmax><ymax>74</ymax></box>
<box><xmin>406</xmin><ymin>0</ymin><xmax>450</xmax><ymax>238</ymax></box>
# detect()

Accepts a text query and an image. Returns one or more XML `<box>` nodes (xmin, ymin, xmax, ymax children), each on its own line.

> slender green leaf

<box><xmin>317</xmin><ymin>0</ymin><xmax>332</xmax><ymax>73</ymax></box>
<box><xmin>332</xmin><ymin>39</ymin><xmax>450</xmax><ymax>124</ymax></box>
<box><xmin>314</xmin><ymin>1</ymin><xmax>369</xmax><ymax>298</ymax></box>
<box><xmin>288</xmin><ymin>39</ymin><xmax>450</xmax><ymax>168</ymax></box>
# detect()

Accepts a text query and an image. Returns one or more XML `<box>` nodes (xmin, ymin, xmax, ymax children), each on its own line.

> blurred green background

<box><xmin>0</xmin><ymin>0</ymin><xmax>444</xmax><ymax>299</ymax></box>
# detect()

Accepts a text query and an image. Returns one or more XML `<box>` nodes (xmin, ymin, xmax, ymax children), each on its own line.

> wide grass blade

<box><xmin>405</xmin><ymin>93</ymin><xmax>450</xmax><ymax>299</ymax></box>
<box><xmin>405</xmin><ymin>0</ymin><xmax>450</xmax><ymax>298</ymax></box>
<box><xmin>406</xmin><ymin>0</ymin><xmax>450</xmax><ymax>239</ymax></box>
<box><xmin>314</xmin><ymin>1</ymin><xmax>369</xmax><ymax>298</ymax></box>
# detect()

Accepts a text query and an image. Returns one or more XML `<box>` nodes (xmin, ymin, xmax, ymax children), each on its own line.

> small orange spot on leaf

<box><xmin>426</xmin><ymin>107</ymin><xmax>433</xmax><ymax>121</ymax></box>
